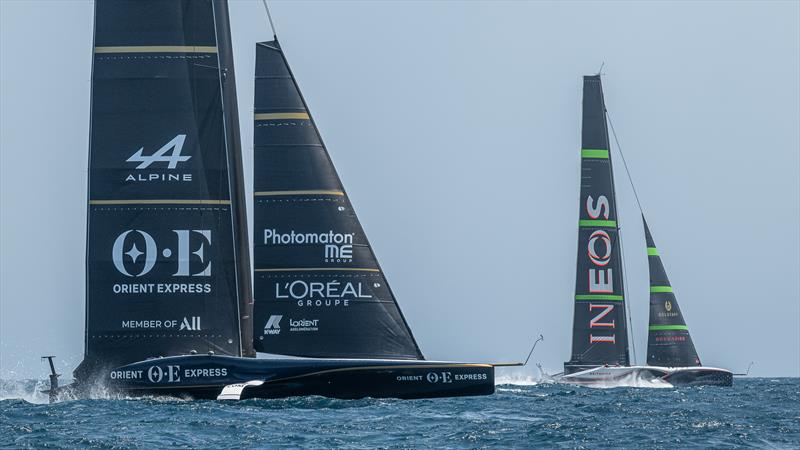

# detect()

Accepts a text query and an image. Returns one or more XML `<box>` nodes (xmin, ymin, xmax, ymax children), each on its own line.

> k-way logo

<box><xmin>125</xmin><ymin>134</ymin><xmax>193</xmax><ymax>183</ymax></box>
<box><xmin>263</xmin><ymin>229</ymin><xmax>354</xmax><ymax>263</ymax></box>
<box><xmin>263</xmin><ymin>315</ymin><xmax>319</xmax><ymax>335</ymax></box>
<box><xmin>263</xmin><ymin>315</ymin><xmax>282</xmax><ymax>335</ymax></box>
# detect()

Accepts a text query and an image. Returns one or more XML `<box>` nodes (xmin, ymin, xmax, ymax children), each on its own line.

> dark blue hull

<box><xmin>78</xmin><ymin>355</ymin><xmax>495</xmax><ymax>400</ymax></box>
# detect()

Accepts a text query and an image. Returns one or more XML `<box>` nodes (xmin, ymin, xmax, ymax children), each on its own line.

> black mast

<box><xmin>77</xmin><ymin>0</ymin><xmax>251</xmax><ymax>379</ymax></box>
<box><xmin>565</xmin><ymin>75</ymin><xmax>630</xmax><ymax>374</ymax></box>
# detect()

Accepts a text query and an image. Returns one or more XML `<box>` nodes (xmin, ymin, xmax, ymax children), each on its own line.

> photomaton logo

<box><xmin>112</xmin><ymin>229</ymin><xmax>211</xmax><ymax>277</ymax></box>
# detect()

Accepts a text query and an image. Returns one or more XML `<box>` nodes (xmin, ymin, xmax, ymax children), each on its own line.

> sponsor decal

<box><xmin>584</xmin><ymin>195</ymin><xmax>617</xmax><ymax>344</ymax></box>
<box><xmin>111</xmin><ymin>229</ymin><xmax>212</xmax><ymax>295</ymax></box>
<box><xmin>120</xmin><ymin>316</ymin><xmax>201</xmax><ymax>330</ymax></box>
<box><xmin>655</xmin><ymin>335</ymin><xmax>687</xmax><ymax>342</ymax></box>
<box><xmin>289</xmin><ymin>318</ymin><xmax>319</xmax><ymax>332</ymax></box>
<box><xmin>275</xmin><ymin>279</ymin><xmax>373</xmax><ymax>307</ymax></box>
<box><xmin>124</xmin><ymin>134</ymin><xmax>193</xmax><ymax>183</ymax></box>
<box><xmin>585</xmin><ymin>196</ymin><xmax>614</xmax><ymax>294</ymax></box>
<box><xmin>263</xmin><ymin>229</ymin><xmax>355</xmax><ymax>263</ymax></box>
<box><xmin>658</xmin><ymin>300</ymin><xmax>679</xmax><ymax>318</ymax></box>
<box><xmin>262</xmin><ymin>316</ymin><xmax>320</xmax><ymax>336</ymax></box>
<box><xmin>588</xmin><ymin>304</ymin><xmax>616</xmax><ymax>343</ymax></box>
<box><xmin>401</xmin><ymin>372</ymin><xmax>488</xmax><ymax>383</ymax></box>
<box><xmin>147</xmin><ymin>365</ymin><xmax>181</xmax><ymax>383</ymax></box>
<box><xmin>426</xmin><ymin>372</ymin><xmax>453</xmax><ymax>384</ymax></box>
<box><xmin>123</xmin><ymin>365</ymin><xmax>229</xmax><ymax>384</ymax></box>
<box><xmin>263</xmin><ymin>315</ymin><xmax>282</xmax><ymax>335</ymax></box>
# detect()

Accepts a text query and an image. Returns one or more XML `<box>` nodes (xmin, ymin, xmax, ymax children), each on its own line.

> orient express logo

<box><xmin>124</xmin><ymin>134</ymin><xmax>193</xmax><ymax>183</ymax></box>
<box><xmin>110</xmin><ymin>230</ymin><xmax>212</xmax><ymax>295</ymax></box>
<box><xmin>263</xmin><ymin>229</ymin><xmax>355</xmax><ymax>263</ymax></box>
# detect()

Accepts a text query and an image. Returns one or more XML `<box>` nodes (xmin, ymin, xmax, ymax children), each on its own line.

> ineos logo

<box><xmin>587</xmin><ymin>230</ymin><xmax>612</xmax><ymax>267</ymax></box>
<box><xmin>112</xmin><ymin>229</ymin><xmax>211</xmax><ymax>277</ymax></box>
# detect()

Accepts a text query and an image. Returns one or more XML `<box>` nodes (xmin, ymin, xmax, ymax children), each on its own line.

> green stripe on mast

<box><xmin>650</xmin><ymin>286</ymin><xmax>673</xmax><ymax>293</ymax></box>
<box><xmin>647</xmin><ymin>247</ymin><xmax>659</xmax><ymax>256</ymax></box>
<box><xmin>649</xmin><ymin>325</ymin><xmax>688</xmax><ymax>331</ymax></box>
<box><xmin>581</xmin><ymin>149</ymin><xmax>609</xmax><ymax>159</ymax></box>
<box><xmin>579</xmin><ymin>219</ymin><xmax>617</xmax><ymax>228</ymax></box>
<box><xmin>574</xmin><ymin>294</ymin><xmax>624</xmax><ymax>301</ymax></box>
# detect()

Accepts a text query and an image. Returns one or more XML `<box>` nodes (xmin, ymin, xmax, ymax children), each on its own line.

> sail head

<box><xmin>251</xmin><ymin>41</ymin><xmax>423</xmax><ymax>360</ymax></box>
<box><xmin>644</xmin><ymin>217</ymin><xmax>701</xmax><ymax>367</ymax></box>
<box><xmin>78</xmin><ymin>0</ymin><xmax>252</xmax><ymax>376</ymax></box>
<box><xmin>565</xmin><ymin>75</ymin><xmax>630</xmax><ymax>373</ymax></box>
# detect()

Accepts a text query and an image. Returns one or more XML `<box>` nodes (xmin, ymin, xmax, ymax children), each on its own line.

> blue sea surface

<box><xmin>1</xmin><ymin>377</ymin><xmax>797</xmax><ymax>449</ymax></box>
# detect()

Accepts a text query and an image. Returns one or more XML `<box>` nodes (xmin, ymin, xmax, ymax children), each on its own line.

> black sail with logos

<box><xmin>644</xmin><ymin>217</ymin><xmax>701</xmax><ymax>367</ymax></box>
<box><xmin>564</xmin><ymin>75</ymin><xmax>630</xmax><ymax>374</ymax></box>
<box><xmin>251</xmin><ymin>40</ymin><xmax>423</xmax><ymax>360</ymax></box>
<box><xmin>76</xmin><ymin>0</ymin><xmax>252</xmax><ymax>378</ymax></box>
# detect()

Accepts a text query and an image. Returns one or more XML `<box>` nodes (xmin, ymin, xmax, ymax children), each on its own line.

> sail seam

<box><xmin>94</xmin><ymin>46</ymin><xmax>217</xmax><ymax>54</ymax></box>
<box><xmin>88</xmin><ymin>199</ymin><xmax>230</xmax><ymax>205</ymax></box>
<box><xmin>255</xmin><ymin>268</ymin><xmax>380</xmax><ymax>272</ymax></box>
<box><xmin>254</xmin><ymin>190</ymin><xmax>344</xmax><ymax>197</ymax></box>
<box><xmin>255</xmin><ymin>112</ymin><xmax>310</xmax><ymax>120</ymax></box>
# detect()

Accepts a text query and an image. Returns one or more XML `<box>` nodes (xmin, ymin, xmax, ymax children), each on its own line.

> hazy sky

<box><xmin>1</xmin><ymin>1</ymin><xmax>798</xmax><ymax>379</ymax></box>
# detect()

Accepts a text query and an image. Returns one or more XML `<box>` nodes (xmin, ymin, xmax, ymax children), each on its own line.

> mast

<box><xmin>250</xmin><ymin>38</ymin><xmax>423</xmax><ymax>360</ymax></box>
<box><xmin>643</xmin><ymin>217</ymin><xmax>701</xmax><ymax>367</ymax></box>
<box><xmin>76</xmin><ymin>0</ymin><xmax>251</xmax><ymax>379</ymax></box>
<box><xmin>564</xmin><ymin>75</ymin><xmax>630</xmax><ymax>373</ymax></box>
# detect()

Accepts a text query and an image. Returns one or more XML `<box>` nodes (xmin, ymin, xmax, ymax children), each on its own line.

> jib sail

<box><xmin>643</xmin><ymin>217</ymin><xmax>701</xmax><ymax>367</ymax></box>
<box><xmin>251</xmin><ymin>40</ymin><xmax>423</xmax><ymax>360</ymax></box>
<box><xmin>77</xmin><ymin>0</ymin><xmax>252</xmax><ymax>376</ymax></box>
<box><xmin>565</xmin><ymin>75</ymin><xmax>630</xmax><ymax>373</ymax></box>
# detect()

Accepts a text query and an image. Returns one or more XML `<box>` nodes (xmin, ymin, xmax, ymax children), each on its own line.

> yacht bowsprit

<box><xmin>50</xmin><ymin>0</ymin><xmax>504</xmax><ymax>401</ymax></box>
<box><xmin>556</xmin><ymin>74</ymin><xmax>732</xmax><ymax>387</ymax></box>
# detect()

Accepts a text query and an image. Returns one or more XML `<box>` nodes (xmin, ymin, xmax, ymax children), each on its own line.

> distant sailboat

<box><xmin>557</xmin><ymin>75</ymin><xmax>732</xmax><ymax>387</ymax></box>
<box><xmin>47</xmin><ymin>0</ymin><xmax>506</xmax><ymax>401</ymax></box>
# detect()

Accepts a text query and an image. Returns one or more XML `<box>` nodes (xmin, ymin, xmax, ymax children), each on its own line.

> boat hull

<box><xmin>558</xmin><ymin>365</ymin><xmax>732</xmax><ymax>387</ymax></box>
<box><xmin>74</xmin><ymin>355</ymin><xmax>495</xmax><ymax>400</ymax></box>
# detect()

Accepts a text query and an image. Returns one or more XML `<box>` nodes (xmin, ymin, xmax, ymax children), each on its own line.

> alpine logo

<box><xmin>263</xmin><ymin>315</ymin><xmax>282</xmax><ymax>335</ymax></box>
<box><xmin>180</xmin><ymin>316</ymin><xmax>201</xmax><ymax>331</ymax></box>
<box><xmin>125</xmin><ymin>134</ymin><xmax>193</xmax><ymax>182</ymax></box>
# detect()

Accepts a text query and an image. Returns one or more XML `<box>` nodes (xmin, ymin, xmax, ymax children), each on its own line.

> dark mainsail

<box><xmin>251</xmin><ymin>40</ymin><xmax>423</xmax><ymax>360</ymax></box>
<box><xmin>643</xmin><ymin>217</ymin><xmax>701</xmax><ymax>367</ymax></box>
<box><xmin>565</xmin><ymin>75</ymin><xmax>630</xmax><ymax>373</ymax></box>
<box><xmin>77</xmin><ymin>0</ymin><xmax>252</xmax><ymax>377</ymax></box>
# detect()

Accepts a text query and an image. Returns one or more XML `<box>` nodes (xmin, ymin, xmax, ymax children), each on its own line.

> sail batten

<box><xmin>565</xmin><ymin>75</ymin><xmax>630</xmax><ymax>373</ymax></box>
<box><xmin>644</xmin><ymin>217</ymin><xmax>701</xmax><ymax>367</ymax></box>
<box><xmin>251</xmin><ymin>40</ymin><xmax>423</xmax><ymax>360</ymax></box>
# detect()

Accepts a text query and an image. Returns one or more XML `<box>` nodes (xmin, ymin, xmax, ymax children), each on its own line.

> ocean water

<box><xmin>1</xmin><ymin>377</ymin><xmax>797</xmax><ymax>449</ymax></box>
